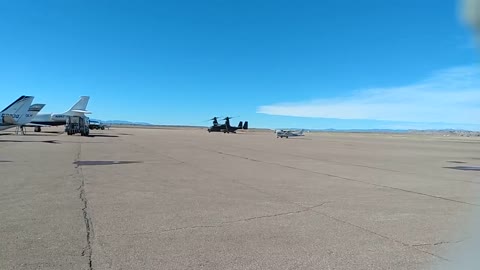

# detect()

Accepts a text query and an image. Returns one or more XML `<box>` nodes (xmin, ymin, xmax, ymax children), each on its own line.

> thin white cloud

<box><xmin>257</xmin><ymin>65</ymin><xmax>480</xmax><ymax>124</ymax></box>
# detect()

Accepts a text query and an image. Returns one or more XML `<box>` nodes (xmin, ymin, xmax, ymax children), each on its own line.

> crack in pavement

<box><xmin>222</xmin><ymin>202</ymin><xmax>330</xmax><ymax>225</ymax></box>
<box><xmin>412</xmin><ymin>239</ymin><xmax>467</xmax><ymax>247</ymax></box>
<box><xmin>307</xmin><ymin>208</ymin><xmax>450</xmax><ymax>262</ymax></box>
<box><xmin>97</xmin><ymin>142</ymin><xmax>456</xmax><ymax>263</ymax></box>
<box><xmin>185</xmin><ymin>146</ymin><xmax>455</xmax><ymax>261</ymax></box>
<box><xmin>227</xmin><ymin>144</ymin><xmax>407</xmax><ymax>174</ymax></box>
<box><xmin>237</xmin><ymin>145</ymin><xmax>480</xmax><ymax>185</ymax></box>
<box><xmin>75</xmin><ymin>143</ymin><xmax>94</xmax><ymax>270</ymax></box>
<box><xmin>205</xmin><ymin>149</ymin><xmax>478</xmax><ymax>207</ymax></box>
<box><xmin>110</xmin><ymin>203</ymin><xmax>329</xmax><ymax>237</ymax></box>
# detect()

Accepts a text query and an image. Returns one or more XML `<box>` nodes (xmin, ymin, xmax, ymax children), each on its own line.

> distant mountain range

<box><xmin>102</xmin><ymin>120</ymin><xmax>153</xmax><ymax>126</ymax></box>
<box><xmin>311</xmin><ymin>128</ymin><xmax>410</xmax><ymax>133</ymax></box>
<box><xmin>93</xmin><ymin>120</ymin><xmax>479</xmax><ymax>135</ymax></box>
<box><xmin>291</xmin><ymin>128</ymin><xmax>479</xmax><ymax>135</ymax></box>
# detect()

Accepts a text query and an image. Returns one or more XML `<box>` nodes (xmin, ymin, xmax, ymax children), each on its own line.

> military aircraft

<box><xmin>275</xmin><ymin>129</ymin><xmax>305</xmax><ymax>138</ymax></box>
<box><xmin>207</xmin><ymin>116</ymin><xmax>248</xmax><ymax>133</ymax></box>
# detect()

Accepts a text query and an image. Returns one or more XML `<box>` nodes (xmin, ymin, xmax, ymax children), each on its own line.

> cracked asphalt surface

<box><xmin>1</xmin><ymin>127</ymin><xmax>479</xmax><ymax>269</ymax></box>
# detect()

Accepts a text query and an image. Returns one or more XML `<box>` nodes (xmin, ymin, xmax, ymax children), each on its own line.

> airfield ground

<box><xmin>1</xmin><ymin>127</ymin><xmax>479</xmax><ymax>270</ymax></box>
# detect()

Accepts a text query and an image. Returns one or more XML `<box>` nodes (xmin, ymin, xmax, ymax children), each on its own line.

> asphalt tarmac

<box><xmin>1</xmin><ymin>127</ymin><xmax>479</xmax><ymax>269</ymax></box>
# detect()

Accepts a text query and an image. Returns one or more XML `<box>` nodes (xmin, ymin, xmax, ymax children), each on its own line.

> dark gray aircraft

<box><xmin>207</xmin><ymin>116</ymin><xmax>248</xmax><ymax>133</ymax></box>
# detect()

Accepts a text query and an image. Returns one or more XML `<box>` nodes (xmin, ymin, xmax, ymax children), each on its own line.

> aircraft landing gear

<box><xmin>15</xmin><ymin>126</ymin><xmax>26</xmax><ymax>135</ymax></box>
<box><xmin>34</xmin><ymin>126</ymin><xmax>41</xmax><ymax>132</ymax></box>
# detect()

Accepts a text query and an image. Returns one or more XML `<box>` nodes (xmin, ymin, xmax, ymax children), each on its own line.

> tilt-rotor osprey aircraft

<box><xmin>0</xmin><ymin>96</ymin><xmax>46</xmax><ymax>134</ymax></box>
<box><xmin>207</xmin><ymin>116</ymin><xmax>249</xmax><ymax>133</ymax></box>
<box><xmin>28</xmin><ymin>96</ymin><xmax>91</xmax><ymax>132</ymax></box>
<box><xmin>275</xmin><ymin>129</ymin><xmax>305</xmax><ymax>138</ymax></box>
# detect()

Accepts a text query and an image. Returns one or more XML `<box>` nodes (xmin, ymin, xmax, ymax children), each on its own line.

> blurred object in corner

<box><xmin>462</xmin><ymin>0</ymin><xmax>480</xmax><ymax>38</ymax></box>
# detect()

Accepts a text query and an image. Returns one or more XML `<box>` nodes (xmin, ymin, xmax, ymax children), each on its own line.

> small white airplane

<box><xmin>275</xmin><ymin>129</ymin><xmax>305</xmax><ymax>138</ymax></box>
<box><xmin>28</xmin><ymin>96</ymin><xmax>91</xmax><ymax>132</ymax></box>
<box><xmin>0</xmin><ymin>96</ymin><xmax>46</xmax><ymax>134</ymax></box>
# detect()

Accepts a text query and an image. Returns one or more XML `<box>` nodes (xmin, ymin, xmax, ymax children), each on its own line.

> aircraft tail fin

<box><xmin>299</xmin><ymin>129</ymin><xmax>305</xmax><ymax>135</ymax></box>
<box><xmin>243</xmin><ymin>121</ymin><xmax>248</xmax><ymax>130</ymax></box>
<box><xmin>1</xmin><ymin>96</ymin><xmax>34</xmax><ymax>114</ymax></box>
<box><xmin>238</xmin><ymin>121</ymin><xmax>243</xmax><ymax>129</ymax></box>
<box><xmin>1</xmin><ymin>96</ymin><xmax>35</xmax><ymax>124</ymax></box>
<box><xmin>18</xmin><ymin>104</ymin><xmax>45</xmax><ymax>124</ymax></box>
<box><xmin>29</xmin><ymin>104</ymin><xmax>45</xmax><ymax>113</ymax></box>
<box><xmin>67</xmin><ymin>96</ymin><xmax>90</xmax><ymax>113</ymax></box>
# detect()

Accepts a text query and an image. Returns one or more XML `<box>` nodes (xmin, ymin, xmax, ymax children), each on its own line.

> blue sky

<box><xmin>0</xmin><ymin>0</ymin><xmax>479</xmax><ymax>129</ymax></box>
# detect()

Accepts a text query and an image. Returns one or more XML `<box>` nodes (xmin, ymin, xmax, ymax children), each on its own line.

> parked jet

<box><xmin>0</xmin><ymin>96</ymin><xmax>36</xmax><ymax>132</ymax></box>
<box><xmin>275</xmin><ymin>129</ymin><xmax>305</xmax><ymax>138</ymax></box>
<box><xmin>28</xmin><ymin>96</ymin><xmax>90</xmax><ymax>132</ymax></box>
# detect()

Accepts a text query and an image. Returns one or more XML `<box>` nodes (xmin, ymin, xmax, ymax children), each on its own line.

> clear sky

<box><xmin>0</xmin><ymin>0</ymin><xmax>479</xmax><ymax>130</ymax></box>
